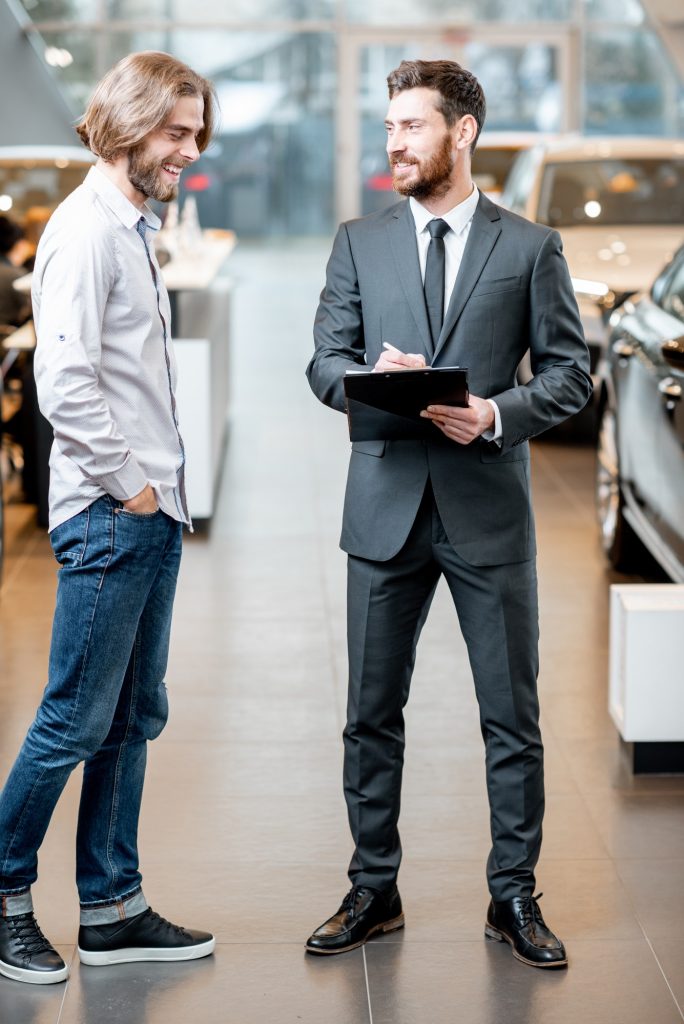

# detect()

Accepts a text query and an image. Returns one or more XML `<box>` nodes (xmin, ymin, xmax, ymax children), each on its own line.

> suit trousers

<box><xmin>344</xmin><ymin>480</ymin><xmax>544</xmax><ymax>901</ymax></box>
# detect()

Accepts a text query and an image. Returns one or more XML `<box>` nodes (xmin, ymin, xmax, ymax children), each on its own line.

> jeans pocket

<box><xmin>114</xmin><ymin>507</ymin><xmax>162</xmax><ymax>519</ymax></box>
<box><xmin>112</xmin><ymin>505</ymin><xmax>167</xmax><ymax>553</ymax></box>
<box><xmin>50</xmin><ymin>507</ymin><xmax>90</xmax><ymax>567</ymax></box>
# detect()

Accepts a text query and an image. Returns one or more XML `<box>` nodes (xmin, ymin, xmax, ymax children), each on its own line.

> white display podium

<box><xmin>609</xmin><ymin>584</ymin><xmax>684</xmax><ymax>773</ymax></box>
<box><xmin>162</xmin><ymin>234</ymin><xmax>235</xmax><ymax>521</ymax></box>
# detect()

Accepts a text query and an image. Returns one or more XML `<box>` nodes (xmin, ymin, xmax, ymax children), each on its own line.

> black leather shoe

<box><xmin>485</xmin><ymin>893</ymin><xmax>567</xmax><ymax>968</ymax></box>
<box><xmin>0</xmin><ymin>913</ymin><xmax>69</xmax><ymax>985</ymax></box>
<box><xmin>306</xmin><ymin>886</ymin><xmax>404</xmax><ymax>955</ymax></box>
<box><xmin>78</xmin><ymin>907</ymin><xmax>215</xmax><ymax>966</ymax></box>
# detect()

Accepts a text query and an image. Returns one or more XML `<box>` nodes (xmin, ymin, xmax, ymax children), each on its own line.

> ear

<box><xmin>454</xmin><ymin>114</ymin><xmax>478</xmax><ymax>153</ymax></box>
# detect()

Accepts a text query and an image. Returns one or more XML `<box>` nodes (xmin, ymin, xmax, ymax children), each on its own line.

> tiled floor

<box><xmin>0</xmin><ymin>240</ymin><xmax>682</xmax><ymax>1023</ymax></box>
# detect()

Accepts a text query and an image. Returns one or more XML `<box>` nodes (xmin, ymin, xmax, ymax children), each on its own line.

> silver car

<box><xmin>596</xmin><ymin>247</ymin><xmax>684</xmax><ymax>582</ymax></box>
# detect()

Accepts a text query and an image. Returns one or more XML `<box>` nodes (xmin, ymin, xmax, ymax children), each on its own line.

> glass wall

<box><xmin>346</xmin><ymin>0</ymin><xmax>572</xmax><ymax>25</ymax></box>
<box><xmin>584</xmin><ymin>29</ymin><xmax>681</xmax><ymax>137</ymax></box>
<box><xmin>17</xmin><ymin>0</ymin><xmax>684</xmax><ymax>235</ymax></box>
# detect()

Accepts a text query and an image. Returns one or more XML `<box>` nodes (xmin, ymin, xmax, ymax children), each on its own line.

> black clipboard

<box><xmin>344</xmin><ymin>366</ymin><xmax>469</xmax><ymax>441</ymax></box>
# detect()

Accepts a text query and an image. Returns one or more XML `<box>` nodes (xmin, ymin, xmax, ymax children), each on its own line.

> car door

<box><xmin>612</xmin><ymin>299</ymin><xmax>663</xmax><ymax>536</ymax></box>
<box><xmin>650</xmin><ymin>258</ymin><xmax>684</xmax><ymax>571</ymax></box>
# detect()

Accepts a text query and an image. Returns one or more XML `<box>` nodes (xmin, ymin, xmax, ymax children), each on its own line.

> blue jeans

<box><xmin>0</xmin><ymin>496</ymin><xmax>182</xmax><ymax>924</ymax></box>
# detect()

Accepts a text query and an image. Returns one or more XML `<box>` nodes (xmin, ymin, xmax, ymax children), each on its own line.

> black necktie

<box><xmin>424</xmin><ymin>218</ymin><xmax>450</xmax><ymax>353</ymax></box>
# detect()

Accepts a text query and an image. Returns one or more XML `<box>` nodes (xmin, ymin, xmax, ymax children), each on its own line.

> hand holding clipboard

<box><xmin>344</xmin><ymin>352</ymin><xmax>469</xmax><ymax>442</ymax></box>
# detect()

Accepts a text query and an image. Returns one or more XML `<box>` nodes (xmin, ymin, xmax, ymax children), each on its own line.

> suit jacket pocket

<box><xmin>471</xmin><ymin>275</ymin><xmax>522</xmax><ymax>297</ymax></box>
<box><xmin>351</xmin><ymin>439</ymin><xmax>386</xmax><ymax>458</ymax></box>
<box><xmin>480</xmin><ymin>441</ymin><xmax>529</xmax><ymax>463</ymax></box>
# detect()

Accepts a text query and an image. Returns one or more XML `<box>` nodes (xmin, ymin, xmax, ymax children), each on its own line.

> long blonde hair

<box><xmin>76</xmin><ymin>51</ymin><xmax>217</xmax><ymax>160</ymax></box>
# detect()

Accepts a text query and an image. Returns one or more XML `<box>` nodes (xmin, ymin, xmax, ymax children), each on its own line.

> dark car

<box><xmin>596</xmin><ymin>247</ymin><xmax>684</xmax><ymax>582</ymax></box>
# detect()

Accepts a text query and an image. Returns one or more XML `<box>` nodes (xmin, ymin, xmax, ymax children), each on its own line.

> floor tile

<box><xmin>560</xmin><ymin>737</ymin><xmax>684</xmax><ymax>796</ymax></box>
<box><xmin>613</xmin><ymin>859</ymin><xmax>684</xmax><ymax>940</ymax></box>
<box><xmin>0</xmin><ymin>946</ymin><xmax>73</xmax><ymax>1024</ymax></box>
<box><xmin>59</xmin><ymin>945</ymin><xmax>370</xmax><ymax>1024</ymax></box>
<box><xmin>583</xmin><ymin>792</ymin><xmax>684</xmax><ymax>860</ymax></box>
<box><xmin>649</xmin><ymin>936</ymin><xmax>684</xmax><ymax>1013</ymax></box>
<box><xmin>365</xmin><ymin>940</ymin><xmax>682</xmax><ymax>1024</ymax></box>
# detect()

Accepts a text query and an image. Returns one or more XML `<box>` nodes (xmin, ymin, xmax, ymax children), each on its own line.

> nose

<box><xmin>181</xmin><ymin>137</ymin><xmax>201</xmax><ymax>163</ymax></box>
<box><xmin>386</xmin><ymin>128</ymin><xmax>405</xmax><ymax>157</ymax></box>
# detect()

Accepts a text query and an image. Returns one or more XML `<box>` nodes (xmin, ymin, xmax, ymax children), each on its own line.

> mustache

<box><xmin>389</xmin><ymin>155</ymin><xmax>418</xmax><ymax>167</ymax></box>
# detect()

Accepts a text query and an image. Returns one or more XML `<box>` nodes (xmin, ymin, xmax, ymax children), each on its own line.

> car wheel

<box><xmin>596</xmin><ymin>404</ymin><xmax>642</xmax><ymax>572</ymax></box>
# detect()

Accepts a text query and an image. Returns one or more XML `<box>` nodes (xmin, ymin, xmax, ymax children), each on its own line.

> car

<box><xmin>595</xmin><ymin>246</ymin><xmax>684</xmax><ymax>582</ymax></box>
<box><xmin>470</xmin><ymin>131</ymin><xmax>558</xmax><ymax>203</ymax></box>
<box><xmin>500</xmin><ymin>136</ymin><xmax>684</xmax><ymax>400</ymax></box>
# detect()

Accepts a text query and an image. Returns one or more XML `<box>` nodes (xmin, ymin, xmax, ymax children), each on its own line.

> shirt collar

<box><xmin>85</xmin><ymin>166</ymin><xmax>162</xmax><ymax>232</ymax></box>
<box><xmin>410</xmin><ymin>184</ymin><xmax>480</xmax><ymax>237</ymax></box>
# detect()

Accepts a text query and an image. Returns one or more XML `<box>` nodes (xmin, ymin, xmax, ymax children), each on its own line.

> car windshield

<box><xmin>537</xmin><ymin>158</ymin><xmax>684</xmax><ymax>227</ymax></box>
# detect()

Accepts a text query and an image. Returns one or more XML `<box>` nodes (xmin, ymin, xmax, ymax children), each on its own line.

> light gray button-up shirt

<box><xmin>33</xmin><ymin>165</ymin><xmax>190</xmax><ymax>532</ymax></box>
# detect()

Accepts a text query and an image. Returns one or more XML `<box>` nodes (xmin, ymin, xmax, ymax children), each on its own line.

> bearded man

<box><xmin>0</xmin><ymin>52</ymin><xmax>216</xmax><ymax>985</ymax></box>
<box><xmin>305</xmin><ymin>60</ymin><xmax>591</xmax><ymax>968</ymax></box>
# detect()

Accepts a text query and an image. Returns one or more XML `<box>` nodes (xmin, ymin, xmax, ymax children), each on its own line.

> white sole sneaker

<box><xmin>0</xmin><ymin>959</ymin><xmax>69</xmax><ymax>985</ymax></box>
<box><xmin>77</xmin><ymin>936</ymin><xmax>215</xmax><ymax>966</ymax></box>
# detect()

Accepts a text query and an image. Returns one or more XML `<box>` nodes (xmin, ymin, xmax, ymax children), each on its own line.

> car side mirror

<box><xmin>661</xmin><ymin>337</ymin><xmax>684</xmax><ymax>371</ymax></box>
<box><xmin>652</xmin><ymin>277</ymin><xmax>666</xmax><ymax>306</ymax></box>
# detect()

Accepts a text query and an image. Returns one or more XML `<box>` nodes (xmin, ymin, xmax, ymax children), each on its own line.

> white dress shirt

<box><xmin>409</xmin><ymin>187</ymin><xmax>502</xmax><ymax>442</ymax></box>
<box><xmin>32</xmin><ymin>166</ymin><xmax>190</xmax><ymax>532</ymax></box>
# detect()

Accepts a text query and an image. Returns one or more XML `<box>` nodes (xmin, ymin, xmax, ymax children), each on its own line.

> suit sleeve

<box><xmin>306</xmin><ymin>223</ymin><xmax>367</xmax><ymax>413</ymax></box>
<box><xmin>490</xmin><ymin>229</ymin><xmax>593</xmax><ymax>450</ymax></box>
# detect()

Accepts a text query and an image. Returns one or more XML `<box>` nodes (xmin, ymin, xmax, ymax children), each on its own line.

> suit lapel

<box><xmin>433</xmin><ymin>193</ymin><xmax>502</xmax><ymax>361</ymax></box>
<box><xmin>387</xmin><ymin>201</ymin><xmax>433</xmax><ymax>357</ymax></box>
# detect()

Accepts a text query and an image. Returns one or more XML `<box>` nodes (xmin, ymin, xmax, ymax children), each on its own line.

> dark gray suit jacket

<box><xmin>306</xmin><ymin>192</ymin><xmax>592</xmax><ymax>566</ymax></box>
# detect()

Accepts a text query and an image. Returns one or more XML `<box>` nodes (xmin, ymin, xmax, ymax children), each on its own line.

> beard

<box><xmin>127</xmin><ymin>145</ymin><xmax>184</xmax><ymax>203</ymax></box>
<box><xmin>390</xmin><ymin>132</ymin><xmax>454</xmax><ymax>201</ymax></box>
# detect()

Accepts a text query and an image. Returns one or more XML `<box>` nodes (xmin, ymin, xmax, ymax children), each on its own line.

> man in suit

<box><xmin>305</xmin><ymin>60</ymin><xmax>591</xmax><ymax>969</ymax></box>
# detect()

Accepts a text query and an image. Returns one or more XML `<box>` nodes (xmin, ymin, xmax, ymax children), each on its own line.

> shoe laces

<box><xmin>8</xmin><ymin>913</ymin><xmax>53</xmax><ymax>957</ymax></box>
<box><xmin>143</xmin><ymin>908</ymin><xmax>191</xmax><ymax>939</ymax></box>
<box><xmin>517</xmin><ymin>893</ymin><xmax>545</xmax><ymax>928</ymax></box>
<box><xmin>340</xmin><ymin>886</ymin><xmax>371</xmax><ymax>919</ymax></box>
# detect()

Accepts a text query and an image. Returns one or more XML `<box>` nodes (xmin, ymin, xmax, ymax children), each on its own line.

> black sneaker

<box><xmin>0</xmin><ymin>913</ymin><xmax>69</xmax><ymax>985</ymax></box>
<box><xmin>77</xmin><ymin>907</ymin><xmax>215</xmax><ymax>966</ymax></box>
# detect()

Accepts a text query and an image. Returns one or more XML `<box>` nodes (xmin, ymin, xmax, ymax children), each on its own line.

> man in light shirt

<box><xmin>306</xmin><ymin>60</ymin><xmax>591</xmax><ymax>967</ymax></box>
<box><xmin>0</xmin><ymin>52</ymin><xmax>216</xmax><ymax>985</ymax></box>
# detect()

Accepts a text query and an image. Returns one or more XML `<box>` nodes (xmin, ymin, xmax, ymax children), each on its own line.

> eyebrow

<box><xmin>384</xmin><ymin>117</ymin><xmax>427</xmax><ymax>126</ymax></box>
<box><xmin>166</xmin><ymin>122</ymin><xmax>203</xmax><ymax>134</ymax></box>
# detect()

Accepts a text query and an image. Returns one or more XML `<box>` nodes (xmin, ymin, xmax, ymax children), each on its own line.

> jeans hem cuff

<box><xmin>0</xmin><ymin>890</ymin><xmax>33</xmax><ymax>917</ymax></box>
<box><xmin>79</xmin><ymin>888</ymin><xmax>147</xmax><ymax>926</ymax></box>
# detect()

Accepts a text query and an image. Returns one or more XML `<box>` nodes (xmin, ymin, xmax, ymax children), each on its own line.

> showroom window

<box><xmin>15</xmin><ymin>0</ymin><xmax>684</xmax><ymax>233</ymax></box>
<box><xmin>584</xmin><ymin>28</ymin><xmax>682</xmax><ymax>137</ymax></box>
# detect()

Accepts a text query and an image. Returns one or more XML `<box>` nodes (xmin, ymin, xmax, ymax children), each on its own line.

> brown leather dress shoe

<box><xmin>485</xmin><ymin>893</ymin><xmax>568</xmax><ymax>968</ymax></box>
<box><xmin>306</xmin><ymin>885</ymin><xmax>404</xmax><ymax>955</ymax></box>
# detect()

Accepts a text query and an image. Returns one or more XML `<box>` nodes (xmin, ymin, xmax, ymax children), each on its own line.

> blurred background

<box><xmin>1</xmin><ymin>0</ymin><xmax>683</xmax><ymax>237</ymax></box>
<box><xmin>0</xmin><ymin>3</ymin><xmax>683</xmax><ymax>1020</ymax></box>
